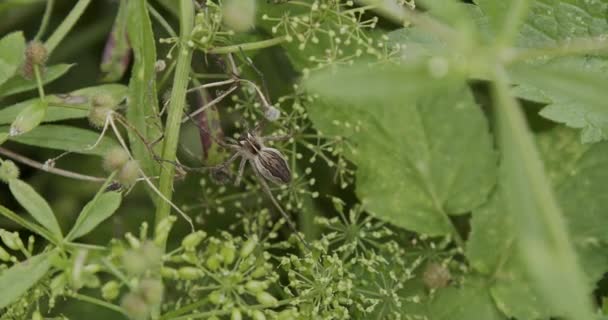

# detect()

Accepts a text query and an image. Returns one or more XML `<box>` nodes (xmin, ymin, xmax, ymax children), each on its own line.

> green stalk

<box><xmin>154</xmin><ymin>0</ymin><xmax>194</xmax><ymax>249</ymax></box>
<box><xmin>34</xmin><ymin>0</ymin><xmax>54</xmax><ymax>41</ymax></box>
<box><xmin>44</xmin><ymin>0</ymin><xmax>91</xmax><ymax>54</ymax></box>
<box><xmin>205</xmin><ymin>36</ymin><xmax>286</xmax><ymax>54</ymax></box>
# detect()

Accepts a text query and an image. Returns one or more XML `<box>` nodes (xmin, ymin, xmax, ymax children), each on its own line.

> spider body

<box><xmin>221</xmin><ymin>129</ymin><xmax>291</xmax><ymax>186</ymax></box>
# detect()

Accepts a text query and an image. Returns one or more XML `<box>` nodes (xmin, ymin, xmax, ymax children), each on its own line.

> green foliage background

<box><xmin>1</xmin><ymin>0</ymin><xmax>608</xmax><ymax>319</ymax></box>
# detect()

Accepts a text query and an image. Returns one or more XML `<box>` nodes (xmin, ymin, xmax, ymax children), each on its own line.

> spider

<box><xmin>208</xmin><ymin>125</ymin><xmax>312</xmax><ymax>249</ymax></box>
<box><xmin>214</xmin><ymin>126</ymin><xmax>291</xmax><ymax>186</ymax></box>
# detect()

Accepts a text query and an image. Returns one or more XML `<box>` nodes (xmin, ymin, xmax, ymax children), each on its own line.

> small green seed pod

<box><xmin>245</xmin><ymin>280</ymin><xmax>268</xmax><ymax>293</ymax></box>
<box><xmin>0</xmin><ymin>230</ymin><xmax>22</xmax><ymax>251</ymax></box>
<box><xmin>92</xmin><ymin>94</ymin><xmax>117</xmax><ymax>109</ymax></box>
<box><xmin>221</xmin><ymin>0</ymin><xmax>256</xmax><ymax>32</ymax></box>
<box><xmin>121</xmin><ymin>292</ymin><xmax>149</xmax><ymax>320</ymax></box>
<box><xmin>181</xmin><ymin>231</ymin><xmax>206</xmax><ymax>251</ymax></box>
<box><xmin>0</xmin><ymin>160</ymin><xmax>20</xmax><ymax>183</ymax></box>
<box><xmin>161</xmin><ymin>267</ymin><xmax>179</xmax><ymax>280</ymax></box>
<box><xmin>0</xmin><ymin>246</ymin><xmax>10</xmax><ymax>261</ymax></box>
<box><xmin>103</xmin><ymin>147</ymin><xmax>129</xmax><ymax>172</ymax></box>
<box><xmin>87</xmin><ymin>106</ymin><xmax>112</xmax><ymax>129</ymax></box>
<box><xmin>31</xmin><ymin>310</ymin><xmax>43</xmax><ymax>320</ymax></box>
<box><xmin>101</xmin><ymin>280</ymin><xmax>120</xmax><ymax>301</ymax></box>
<box><xmin>423</xmin><ymin>262</ymin><xmax>451</xmax><ymax>289</ymax></box>
<box><xmin>231</xmin><ymin>309</ymin><xmax>243</xmax><ymax>320</ymax></box>
<box><xmin>117</xmin><ymin>160</ymin><xmax>140</xmax><ymax>187</ymax></box>
<box><xmin>22</xmin><ymin>41</ymin><xmax>48</xmax><ymax>79</ymax></box>
<box><xmin>240</xmin><ymin>236</ymin><xmax>258</xmax><ymax>258</ymax></box>
<box><xmin>220</xmin><ymin>242</ymin><xmax>236</xmax><ymax>265</ymax></box>
<box><xmin>178</xmin><ymin>266</ymin><xmax>203</xmax><ymax>280</ymax></box>
<box><xmin>250</xmin><ymin>310</ymin><xmax>266</xmax><ymax>320</ymax></box>
<box><xmin>256</xmin><ymin>291</ymin><xmax>278</xmax><ymax>307</ymax></box>
<box><xmin>209</xmin><ymin>290</ymin><xmax>226</xmax><ymax>305</ymax></box>
<box><xmin>139</xmin><ymin>278</ymin><xmax>163</xmax><ymax>305</ymax></box>
<box><xmin>206</xmin><ymin>253</ymin><xmax>222</xmax><ymax>271</ymax></box>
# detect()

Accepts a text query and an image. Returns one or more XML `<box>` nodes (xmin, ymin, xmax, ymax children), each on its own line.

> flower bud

<box><xmin>22</xmin><ymin>41</ymin><xmax>48</xmax><ymax>79</ymax></box>
<box><xmin>103</xmin><ymin>147</ymin><xmax>130</xmax><ymax>172</ymax></box>
<box><xmin>0</xmin><ymin>246</ymin><xmax>10</xmax><ymax>261</ymax></box>
<box><xmin>231</xmin><ymin>309</ymin><xmax>243</xmax><ymax>320</ymax></box>
<box><xmin>277</xmin><ymin>308</ymin><xmax>298</xmax><ymax>320</ymax></box>
<box><xmin>161</xmin><ymin>267</ymin><xmax>179</xmax><ymax>280</ymax></box>
<box><xmin>209</xmin><ymin>290</ymin><xmax>226</xmax><ymax>305</ymax></box>
<box><xmin>10</xmin><ymin>100</ymin><xmax>47</xmax><ymax>136</ymax></box>
<box><xmin>121</xmin><ymin>292</ymin><xmax>149</xmax><ymax>320</ymax></box>
<box><xmin>245</xmin><ymin>280</ymin><xmax>268</xmax><ymax>293</ymax></box>
<box><xmin>0</xmin><ymin>160</ymin><xmax>20</xmax><ymax>183</ymax></box>
<box><xmin>50</xmin><ymin>273</ymin><xmax>67</xmax><ymax>296</ymax></box>
<box><xmin>423</xmin><ymin>262</ymin><xmax>451</xmax><ymax>289</ymax></box>
<box><xmin>154</xmin><ymin>216</ymin><xmax>176</xmax><ymax>247</ymax></box>
<box><xmin>117</xmin><ymin>160</ymin><xmax>140</xmax><ymax>187</ymax></box>
<box><xmin>92</xmin><ymin>94</ymin><xmax>117</xmax><ymax>109</ymax></box>
<box><xmin>101</xmin><ymin>280</ymin><xmax>120</xmax><ymax>300</ymax></box>
<box><xmin>263</xmin><ymin>106</ymin><xmax>280</xmax><ymax>121</ymax></box>
<box><xmin>256</xmin><ymin>291</ymin><xmax>278</xmax><ymax>306</ymax></box>
<box><xmin>182</xmin><ymin>231</ymin><xmax>206</xmax><ymax>251</ymax></box>
<box><xmin>251</xmin><ymin>265</ymin><xmax>266</xmax><ymax>278</ymax></box>
<box><xmin>220</xmin><ymin>243</ymin><xmax>235</xmax><ymax>265</ymax></box>
<box><xmin>240</xmin><ymin>236</ymin><xmax>257</xmax><ymax>258</ymax></box>
<box><xmin>0</xmin><ymin>230</ymin><xmax>22</xmax><ymax>251</ymax></box>
<box><xmin>31</xmin><ymin>310</ymin><xmax>43</xmax><ymax>320</ymax></box>
<box><xmin>178</xmin><ymin>266</ymin><xmax>203</xmax><ymax>280</ymax></box>
<box><xmin>222</xmin><ymin>0</ymin><xmax>256</xmax><ymax>32</ymax></box>
<box><xmin>251</xmin><ymin>310</ymin><xmax>266</xmax><ymax>320</ymax></box>
<box><xmin>87</xmin><ymin>106</ymin><xmax>112</xmax><ymax>129</ymax></box>
<box><xmin>139</xmin><ymin>278</ymin><xmax>163</xmax><ymax>305</ymax></box>
<box><xmin>206</xmin><ymin>254</ymin><xmax>221</xmax><ymax>271</ymax></box>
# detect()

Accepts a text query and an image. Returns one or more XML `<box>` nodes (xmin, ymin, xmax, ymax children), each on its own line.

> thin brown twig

<box><xmin>0</xmin><ymin>147</ymin><xmax>105</xmax><ymax>182</ymax></box>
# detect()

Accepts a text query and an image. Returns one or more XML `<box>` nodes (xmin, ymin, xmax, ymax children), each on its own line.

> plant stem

<box><xmin>204</xmin><ymin>36</ymin><xmax>286</xmax><ymax>54</ymax></box>
<box><xmin>69</xmin><ymin>292</ymin><xmax>128</xmax><ymax>317</ymax></box>
<box><xmin>497</xmin><ymin>0</ymin><xmax>529</xmax><ymax>47</ymax></box>
<box><xmin>0</xmin><ymin>147</ymin><xmax>105</xmax><ymax>182</ymax></box>
<box><xmin>33</xmin><ymin>65</ymin><xmax>45</xmax><ymax>100</ymax></box>
<box><xmin>154</xmin><ymin>0</ymin><xmax>194</xmax><ymax>249</ymax></box>
<box><xmin>161</xmin><ymin>299</ymin><xmax>292</xmax><ymax>320</ymax></box>
<box><xmin>34</xmin><ymin>0</ymin><xmax>54</xmax><ymax>41</ymax></box>
<box><xmin>44</xmin><ymin>0</ymin><xmax>91</xmax><ymax>54</ymax></box>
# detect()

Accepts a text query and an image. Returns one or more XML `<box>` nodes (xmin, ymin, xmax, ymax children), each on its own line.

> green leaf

<box><xmin>0</xmin><ymin>205</ymin><xmax>56</xmax><ymax>244</ymax></box>
<box><xmin>68</xmin><ymin>191</ymin><xmax>122</xmax><ymax>240</ymax></box>
<box><xmin>430</xmin><ymin>277</ymin><xmax>505</xmax><ymax>320</ymax></box>
<box><xmin>101</xmin><ymin>0</ymin><xmax>130</xmax><ymax>82</ymax></box>
<box><xmin>510</xmin><ymin>58</ymin><xmax>608</xmax><ymax>143</ymax></box>
<box><xmin>305</xmin><ymin>66</ymin><xmax>496</xmax><ymax>236</ymax></box>
<box><xmin>0</xmin><ymin>84</ymin><xmax>128</xmax><ymax>124</ymax></box>
<box><xmin>3</xmin><ymin>124</ymin><xmax>119</xmax><ymax>156</ymax></box>
<box><xmin>9</xmin><ymin>99</ymin><xmax>46</xmax><ymax>136</ymax></box>
<box><xmin>0</xmin><ymin>252</ymin><xmax>52</xmax><ymax>309</ymax></box>
<box><xmin>0</xmin><ymin>63</ymin><xmax>73</xmax><ymax>97</ymax></box>
<box><xmin>126</xmin><ymin>0</ymin><xmax>161</xmax><ymax>179</ymax></box>
<box><xmin>8</xmin><ymin>178</ymin><xmax>62</xmax><ymax>239</ymax></box>
<box><xmin>487</xmin><ymin>71</ymin><xmax>595</xmax><ymax>319</ymax></box>
<box><xmin>0</xmin><ymin>31</ymin><xmax>25</xmax><ymax>87</ymax></box>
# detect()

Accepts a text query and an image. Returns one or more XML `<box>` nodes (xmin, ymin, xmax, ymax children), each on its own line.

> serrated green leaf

<box><xmin>430</xmin><ymin>276</ymin><xmax>505</xmax><ymax>320</ymax></box>
<box><xmin>67</xmin><ymin>191</ymin><xmax>122</xmax><ymax>241</ymax></box>
<box><xmin>0</xmin><ymin>252</ymin><xmax>52</xmax><ymax>309</ymax></box>
<box><xmin>2</xmin><ymin>124</ymin><xmax>118</xmax><ymax>156</ymax></box>
<box><xmin>0</xmin><ymin>63</ymin><xmax>73</xmax><ymax>97</ymax></box>
<box><xmin>510</xmin><ymin>58</ymin><xmax>608</xmax><ymax>143</ymax></box>
<box><xmin>126</xmin><ymin>0</ymin><xmax>161</xmax><ymax>179</ymax></box>
<box><xmin>305</xmin><ymin>66</ymin><xmax>496</xmax><ymax>235</ymax></box>
<box><xmin>0</xmin><ymin>31</ymin><xmax>25</xmax><ymax>87</ymax></box>
<box><xmin>8</xmin><ymin>178</ymin><xmax>62</xmax><ymax>239</ymax></box>
<box><xmin>0</xmin><ymin>84</ymin><xmax>128</xmax><ymax>124</ymax></box>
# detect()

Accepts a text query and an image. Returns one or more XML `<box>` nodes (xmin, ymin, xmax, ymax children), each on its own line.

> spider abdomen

<box><xmin>254</xmin><ymin>147</ymin><xmax>291</xmax><ymax>184</ymax></box>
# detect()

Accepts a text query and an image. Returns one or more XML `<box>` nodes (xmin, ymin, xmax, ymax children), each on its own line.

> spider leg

<box><xmin>250</xmin><ymin>162</ymin><xmax>311</xmax><ymax>251</ymax></box>
<box><xmin>262</xmin><ymin>133</ymin><xmax>292</xmax><ymax>142</ymax></box>
<box><xmin>234</xmin><ymin>157</ymin><xmax>247</xmax><ymax>186</ymax></box>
